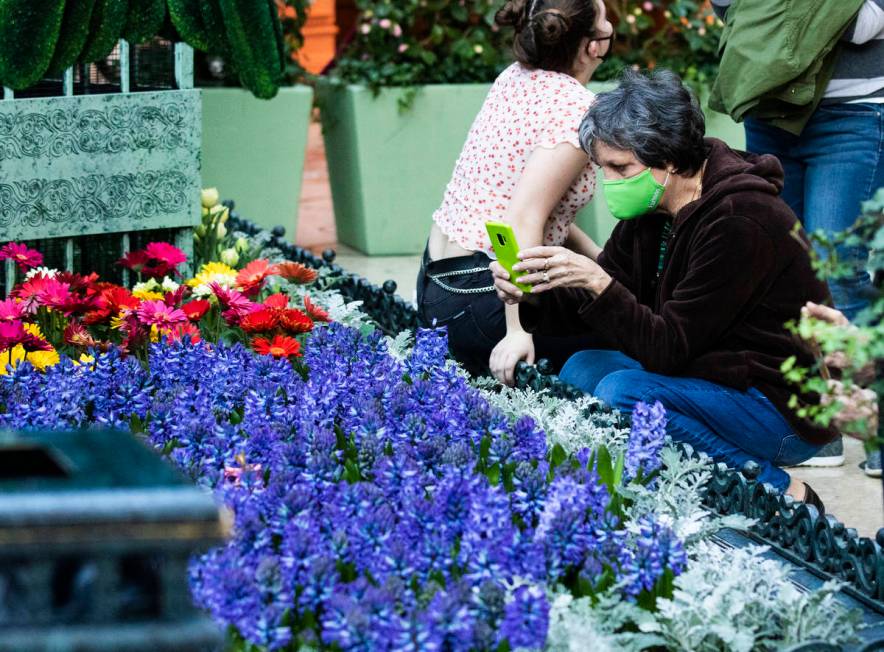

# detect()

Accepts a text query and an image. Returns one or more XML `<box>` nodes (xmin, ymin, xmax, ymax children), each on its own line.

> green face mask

<box><xmin>602</xmin><ymin>168</ymin><xmax>670</xmax><ymax>220</ymax></box>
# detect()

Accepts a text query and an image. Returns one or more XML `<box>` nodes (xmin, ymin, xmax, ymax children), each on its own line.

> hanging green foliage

<box><xmin>198</xmin><ymin>0</ymin><xmax>232</xmax><ymax>58</ymax></box>
<box><xmin>217</xmin><ymin>0</ymin><xmax>284</xmax><ymax>99</ymax></box>
<box><xmin>167</xmin><ymin>0</ymin><xmax>211</xmax><ymax>51</ymax></box>
<box><xmin>0</xmin><ymin>0</ymin><xmax>67</xmax><ymax>89</ymax></box>
<box><xmin>123</xmin><ymin>0</ymin><xmax>166</xmax><ymax>44</ymax></box>
<box><xmin>79</xmin><ymin>0</ymin><xmax>129</xmax><ymax>64</ymax></box>
<box><xmin>46</xmin><ymin>0</ymin><xmax>97</xmax><ymax>76</ymax></box>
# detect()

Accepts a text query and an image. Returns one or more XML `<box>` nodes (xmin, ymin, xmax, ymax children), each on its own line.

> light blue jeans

<box><xmin>560</xmin><ymin>350</ymin><xmax>823</xmax><ymax>491</ymax></box>
<box><xmin>745</xmin><ymin>103</ymin><xmax>884</xmax><ymax>320</ymax></box>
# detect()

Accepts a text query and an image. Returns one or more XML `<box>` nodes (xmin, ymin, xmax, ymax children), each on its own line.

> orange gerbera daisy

<box><xmin>236</xmin><ymin>259</ymin><xmax>273</xmax><ymax>296</ymax></box>
<box><xmin>252</xmin><ymin>335</ymin><xmax>301</xmax><ymax>358</ymax></box>
<box><xmin>272</xmin><ymin>261</ymin><xmax>318</xmax><ymax>284</ymax></box>
<box><xmin>303</xmin><ymin>295</ymin><xmax>331</xmax><ymax>322</ymax></box>
<box><xmin>279</xmin><ymin>308</ymin><xmax>313</xmax><ymax>334</ymax></box>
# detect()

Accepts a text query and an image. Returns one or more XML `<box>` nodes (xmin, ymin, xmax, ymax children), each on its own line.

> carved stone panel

<box><xmin>0</xmin><ymin>90</ymin><xmax>201</xmax><ymax>241</ymax></box>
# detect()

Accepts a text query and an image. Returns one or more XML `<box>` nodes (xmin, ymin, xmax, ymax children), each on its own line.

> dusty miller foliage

<box><xmin>638</xmin><ymin>542</ymin><xmax>862</xmax><ymax>651</ymax></box>
<box><xmin>547</xmin><ymin>542</ymin><xmax>861</xmax><ymax>651</ymax></box>
<box><xmin>476</xmin><ymin>384</ymin><xmax>630</xmax><ymax>456</ymax></box>
<box><xmin>474</xmin><ymin>380</ymin><xmax>861</xmax><ymax>651</ymax></box>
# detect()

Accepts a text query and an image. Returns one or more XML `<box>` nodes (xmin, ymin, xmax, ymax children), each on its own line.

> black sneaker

<box><xmin>795</xmin><ymin>437</ymin><xmax>845</xmax><ymax>467</ymax></box>
<box><xmin>860</xmin><ymin>449</ymin><xmax>882</xmax><ymax>478</ymax></box>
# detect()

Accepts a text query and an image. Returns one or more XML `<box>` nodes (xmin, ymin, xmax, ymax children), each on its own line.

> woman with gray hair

<box><xmin>491</xmin><ymin>69</ymin><xmax>836</xmax><ymax>511</ymax></box>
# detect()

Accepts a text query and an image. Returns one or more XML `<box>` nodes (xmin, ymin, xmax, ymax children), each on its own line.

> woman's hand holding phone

<box><xmin>513</xmin><ymin>246</ymin><xmax>612</xmax><ymax>297</ymax></box>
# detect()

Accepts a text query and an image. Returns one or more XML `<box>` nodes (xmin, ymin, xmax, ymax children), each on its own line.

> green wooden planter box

<box><xmin>576</xmin><ymin>84</ymin><xmax>747</xmax><ymax>245</ymax></box>
<box><xmin>201</xmin><ymin>86</ymin><xmax>313</xmax><ymax>235</ymax></box>
<box><xmin>319</xmin><ymin>82</ymin><xmax>491</xmax><ymax>255</ymax></box>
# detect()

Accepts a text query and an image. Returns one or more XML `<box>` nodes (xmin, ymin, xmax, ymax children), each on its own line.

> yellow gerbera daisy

<box><xmin>133</xmin><ymin>289</ymin><xmax>164</xmax><ymax>301</ymax></box>
<box><xmin>186</xmin><ymin>261</ymin><xmax>238</xmax><ymax>289</ymax></box>
<box><xmin>0</xmin><ymin>345</ymin><xmax>60</xmax><ymax>376</ymax></box>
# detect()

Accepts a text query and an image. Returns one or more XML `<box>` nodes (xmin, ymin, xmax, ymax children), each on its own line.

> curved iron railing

<box><xmin>229</xmin><ymin>212</ymin><xmax>884</xmax><ymax>621</ymax></box>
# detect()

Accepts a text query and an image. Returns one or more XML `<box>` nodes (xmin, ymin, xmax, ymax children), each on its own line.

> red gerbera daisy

<box><xmin>236</xmin><ymin>259</ymin><xmax>273</xmax><ymax>296</ymax></box>
<box><xmin>0</xmin><ymin>243</ymin><xmax>43</xmax><ymax>271</ymax></box>
<box><xmin>164</xmin><ymin>321</ymin><xmax>202</xmax><ymax>345</ymax></box>
<box><xmin>20</xmin><ymin>332</ymin><xmax>52</xmax><ymax>353</ymax></box>
<box><xmin>118</xmin><ymin>249</ymin><xmax>149</xmax><ymax>274</ymax></box>
<box><xmin>83</xmin><ymin>286</ymin><xmax>140</xmax><ymax>325</ymax></box>
<box><xmin>240</xmin><ymin>308</ymin><xmax>279</xmax><ymax>334</ymax></box>
<box><xmin>263</xmin><ymin>293</ymin><xmax>289</xmax><ymax>310</ymax></box>
<box><xmin>279</xmin><ymin>308</ymin><xmax>313</xmax><ymax>334</ymax></box>
<box><xmin>271</xmin><ymin>261</ymin><xmax>318</xmax><ymax>284</ymax></box>
<box><xmin>252</xmin><ymin>334</ymin><xmax>301</xmax><ymax>358</ymax></box>
<box><xmin>64</xmin><ymin>321</ymin><xmax>98</xmax><ymax>348</ymax></box>
<box><xmin>181</xmin><ymin>299</ymin><xmax>211</xmax><ymax>322</ymax></box>
<box><xmin>303</xmin><ymin>295</ymin><xmax>331</xmax><ymax>322</ymax></box>
<box><xmin>55</xmin><ymin>271</ymin><xmax>100</xmax><ymax>292</ymax></box>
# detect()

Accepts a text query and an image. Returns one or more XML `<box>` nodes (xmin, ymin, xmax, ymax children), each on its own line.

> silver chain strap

<box><xmin>428</xmin><ymin>267</ymin><xmax>495</xmax><ymax>295</ymax></box>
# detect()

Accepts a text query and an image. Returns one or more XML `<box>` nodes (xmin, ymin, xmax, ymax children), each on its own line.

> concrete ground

<box><xmin>293</xmin><ymin>121</ymin><xmax>884</xmax><ymax>539</ymax></box>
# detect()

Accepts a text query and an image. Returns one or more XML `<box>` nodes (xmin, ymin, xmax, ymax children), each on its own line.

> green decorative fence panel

<box><xmin>0</xmin><ymin>40</ymin><xmax>200</xmax><ymax>295</ymax></box>
<box><xmin>0</xmin><ymin>89</ymin><xmax>201</xmax><ymax>241</ymax></box>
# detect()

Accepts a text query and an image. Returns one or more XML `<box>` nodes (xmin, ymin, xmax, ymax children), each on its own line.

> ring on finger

<box><xmin>542</xmin><ymin>270</ymin><xmax>550</xmax><ymax>284</ymax></box>
<box><xmin>544</xmin><ymin>258</ymin><xmax>550</xmax><ymax>271</ymax></box>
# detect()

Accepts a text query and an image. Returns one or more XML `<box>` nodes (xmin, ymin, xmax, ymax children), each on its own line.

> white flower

<box><xmin>160</xmin><ymin>277</ymin><xmax>180</xmax><ymax>293</ymax></box>
<box><xmin>133</xmin><ymin>278</ymin><xmax>160</xmax><ymax>294</ymax></box>
<box><xmin>25</xmin><ymin>266</ymin><xmax>58</xmax><ymax>280</ymax></box>
<box><xmin>220</xmin><ymin>248</ymin><xmax>239</xmax><ymax>267</ymax></box>
<box><xmin>201</xmin><ymin>187</ymin><xmax>220</xmax><ymax>209</ymax></box>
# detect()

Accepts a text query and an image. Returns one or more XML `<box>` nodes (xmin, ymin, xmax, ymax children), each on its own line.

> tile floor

<box><xmin>292</xmin><ymin>121</ymin><xmax>884</xmax><ymax>539</ymax></box>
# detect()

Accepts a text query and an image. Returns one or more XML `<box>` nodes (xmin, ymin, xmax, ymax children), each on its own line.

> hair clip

<box><xmin>528</xmin><ymin>0</ymin><xmax>541</xmax><ymax>18</ymax></box>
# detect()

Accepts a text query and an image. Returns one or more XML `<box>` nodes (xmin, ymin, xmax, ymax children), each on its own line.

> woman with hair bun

<box><xmin>416</xmin><ymin>0</ymin><xmax>614</xmax><ymax>384</ymax></box>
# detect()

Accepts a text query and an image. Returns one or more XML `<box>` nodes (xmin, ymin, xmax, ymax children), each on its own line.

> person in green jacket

<box><xmin>711</xmin><ymin>0</ymin><xmax>884</xmax><ymax>470</ymax></box>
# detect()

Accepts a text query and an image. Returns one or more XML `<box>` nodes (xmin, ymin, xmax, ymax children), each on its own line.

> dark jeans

<box><xmin>560</xmin><ymin>350</ymin><xmax>823</xmax><ymax>491</ymax></box>
<box><xmin>745</xmin><ymin>103</ymin><xmax>884</xmax><ymax>320</ymax></box>
<box><xmin>415</xmin><ymin>247</ymin><xmax>594</xmax><ymax>377</ymax></box>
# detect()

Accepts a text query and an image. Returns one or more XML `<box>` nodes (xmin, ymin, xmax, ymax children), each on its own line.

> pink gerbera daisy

<box><xmin>0</xmin><ymin>243</ymin><xmax>43</xmax><ymax>271</ymax></box>
<box><xmin>0</xmin><ymin>298</ymin><xmax>24</xmax><ymax>323</ymax></box>
<box><xmin>143</xmin><ymin>242</ymin><xmax>187</xmax><ymax>278</ymax></box>
<box><xmin>210</xmin><ymin>282</ymin><xmax>256</xmax><ymax>325</ymax></box>
<box><xmin>0</xmin><ymin>321</ymin><xmax>25</xmax><ymax>349</ymax></box>
<box><xmin>36</xmin><ymin>279</ymin><xmax>73</xmax><ymax>311</ymax></box>
<box><xmin>136</xmin><ymin>300</ymin><xmax>187</xmax><ymax>329</ymax></box>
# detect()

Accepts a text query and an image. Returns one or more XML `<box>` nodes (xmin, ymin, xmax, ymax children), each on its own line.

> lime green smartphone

<box><xmin>485</xmin><ymin>221</ymin><xmax>532</xmax><ymax>293</ymax></box>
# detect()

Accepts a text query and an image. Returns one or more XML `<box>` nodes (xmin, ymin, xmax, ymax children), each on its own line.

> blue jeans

<box><xmin>560</xmin><ymin>350</ymin><xmax>823</xmax><ymax>491</ymax></box>
<box><xmin>745</xmin><ymin>103</ymin><xmax>884</xmax><ymax>320</ymax></box>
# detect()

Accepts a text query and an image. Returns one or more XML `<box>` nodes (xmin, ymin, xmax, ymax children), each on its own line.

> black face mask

<box><xmin>590</xmin><ymin>33</ymin><xmax>615</xmax><ymax>62</ymax></box>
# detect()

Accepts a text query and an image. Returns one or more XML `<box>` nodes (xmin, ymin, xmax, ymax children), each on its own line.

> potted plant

<box><xmin>196</xmin><ymin>0</ymin><xmax>315</xmax><ymax>235</ymax></box>
<box><xmin>318</xmin><ymin>0</ymin><xmax>512</xmax><ymax>255</ymax></box>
